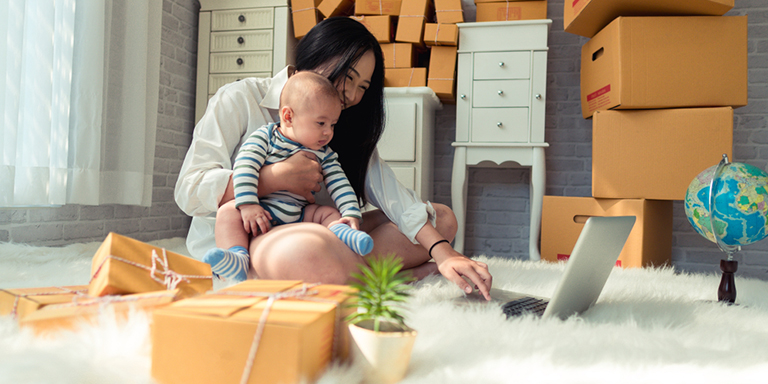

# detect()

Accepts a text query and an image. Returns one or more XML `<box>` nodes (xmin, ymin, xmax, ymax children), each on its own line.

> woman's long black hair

<box><xmin>295</xmin><ymin>17</ymin><xmax>385</xmax><ymax>207</ymax></box>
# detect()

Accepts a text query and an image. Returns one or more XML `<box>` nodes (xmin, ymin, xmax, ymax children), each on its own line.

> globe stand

<box><xmin>718</xmin><ymin>259</ymin><xmax>738</xmax><ymax>304</ymax></box>
<box><xmin>709</xmin><ymin>154</ymin><xmax>741</xmax><ymax>304</ymax></box>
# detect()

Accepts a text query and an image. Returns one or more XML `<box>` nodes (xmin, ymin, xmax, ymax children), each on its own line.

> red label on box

<box><xmin>572</xmin><ymin>0</ymin><xmax>586</xmax><ymax>13</ymax></box>
<box><xmin>587</xmin><ymin>84</ymin><xmax>610</xmax><ymax>101</ymax></box>
<box><xmin>587</xmin><ymin>84</ymin><xmax>612</xmax><ymax>113</ymax></box>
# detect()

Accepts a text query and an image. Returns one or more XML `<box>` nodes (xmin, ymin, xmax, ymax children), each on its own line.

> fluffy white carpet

<box><xmin>2</xmin><ymin>238</ymin><xmax>768</xmax><ymax>383</ymax></box>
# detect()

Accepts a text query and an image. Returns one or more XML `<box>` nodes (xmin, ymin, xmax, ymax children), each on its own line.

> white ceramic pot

<box><xmin>348</xmin><ymin>320</ymin><xmax>418</xmax><ymax>384</ymax></box>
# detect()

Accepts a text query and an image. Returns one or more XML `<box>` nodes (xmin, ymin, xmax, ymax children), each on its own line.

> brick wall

<box><xmin>0</xmin><ymin>0</ymin><xmax>199</xmax><ymax>245</ymax></box>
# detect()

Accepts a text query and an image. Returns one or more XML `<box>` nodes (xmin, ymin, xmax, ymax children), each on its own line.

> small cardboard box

<box><xmin>580</xmin><ymin>16</ymin><xmax>748</xmax><ymax>119</ymax></box>
<box><xmin>355</xmin><ymin>0</ymin><xmax>401</xmax><ymax>16</ymax></box>
<box><xmin>384</xmin><ymin>67</ymin><xmax>428</xmax><ymax>87</ymax></box>
<box><xmin>564</xmin><ymin>0</ymin><xmax>734</xmax><ymax>38</ymax></box>
<box><xmin>0</xmin><ymin>285</ymin><xmax>89</xmax><ymax>320</ymax></box>
<box><xmin>424</xmin><ymin>23</ymin><xmax>458</xmax><ymax>46</ymax></box>
<box><xmin>151</xmin><ymin>281</ymin><xmax>355</xmax><ymax>384</ymax></box>
<box><xmin>476</xmin><ymin>0</ymin><xmax>547</xmax><ymax>22</ymax></box>
<box><xmin>318</xmin><ymin>0</ymin><xmax>355</xmax><ymax>18</ymax></box>
<box><xmin>89</xmin><ymin>232</ymin><xmax>213</xmax><ymax>298</ymax></box>
<box><xmin>592</xmin><ymin>107</ymin><xmax>734</xmax><ymax>201</ymax></box>
<box><xmin>19</xmin><ymin>290</ymin><xmax>180</xmax><ymax>334</ymax></box>
<box><xmin>395</xmin><ymin>0</ymin><xmax>432</xmax><ymax>44</ymax></box>
<box><xmin>381</xmin><ymin>43</ymin><xmax>417</xmax><ymax>68</ymax></box>
<box><xmin>350</xmin><ymin>15</ymin><xmax>394</xmax><ymax>43</ymax></box>
<box><xmin>434</xmin><ymin>0</ymin><xmax>464</xmax><ymax>24</ymax></box>
<box><xmin>427</xmin><ymin>46</ymin><xmax>457</xmax><ymax>100</ymax></box>
<box><xmin>292</xmin><ymin>0</ymin><xmax>323</xmax><ymax>39</ymax></box>
<box><xmin>541</xmin><ymin>196</ymin><xmax>673</xmax><ymax>268</ymax></box>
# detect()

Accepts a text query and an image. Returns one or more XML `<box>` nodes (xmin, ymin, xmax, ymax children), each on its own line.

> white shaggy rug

<box><xmin>3</xmin><ymin>238</ymin><xmax>768</xmax><ymax>383</ymax></box>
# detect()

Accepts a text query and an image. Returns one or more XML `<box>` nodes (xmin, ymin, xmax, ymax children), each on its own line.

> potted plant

<box><xmin>346</xmin><ymin>254</ymin><xmax>417</xmax><ymax>384</ymax></box>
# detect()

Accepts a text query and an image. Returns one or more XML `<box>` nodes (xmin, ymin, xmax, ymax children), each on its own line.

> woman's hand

<box><xmin>260</xmin><ymin>151</ymin><xmax>323</xmax><ymax>203</ymax></box>
<box><xmin>431</xmin><ymin>242</ymin><xmax>492</xmax><ymax>300</ymax></box>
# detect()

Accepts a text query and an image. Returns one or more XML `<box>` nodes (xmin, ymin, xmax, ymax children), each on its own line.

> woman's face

<box><xmin>315</xmin><ymin>50</ymin><xmax>375</xmax><ymax>110</ymax></box>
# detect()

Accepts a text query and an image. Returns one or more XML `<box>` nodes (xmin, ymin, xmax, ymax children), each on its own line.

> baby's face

<box><xmin>290</xmin><ymin>95</ymin><xmax>342</xmax><ymax>150</ymax></box>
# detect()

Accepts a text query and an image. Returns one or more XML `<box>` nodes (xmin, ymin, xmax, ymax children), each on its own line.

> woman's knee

<box><xmin>432</xmin><ymin>203</ymin><xmax>458</xmax><ymax>240</ymax></box>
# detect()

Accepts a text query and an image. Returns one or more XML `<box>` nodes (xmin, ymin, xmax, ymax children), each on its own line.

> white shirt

<box><xmin>174</xmin><ymin>66</ymin><xmax>436</xmax><ymax>259</ymax></box>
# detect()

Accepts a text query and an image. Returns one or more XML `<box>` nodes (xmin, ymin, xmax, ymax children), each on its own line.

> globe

<box><xmin>684</xmin><ymin>161</ymin><xmax>768</xmax><ymax>247</ymax></box>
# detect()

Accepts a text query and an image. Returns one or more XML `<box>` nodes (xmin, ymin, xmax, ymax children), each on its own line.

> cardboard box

<box><xmin>381</xmin><ymin>43</ymin><xmax>417</xmax><ymax>68</ymax></box>
<box><xmin>424</xmin><ymin>23</ymin><xmax>458</xmax><ymax>46</ymax></box>
<box><xmin>151</xmin><ymin>280</ymin><xmax>355</xmax><ymax>384</ymax></box>
<box><xmin>592</xmin><ymin>107</ymin><xmax>734</xmax><ymax>201</ymax></box>
<box><xmin>541</xmin><ymin>196</ymin><xmax>673</xmax><ymax>268</ymax></box>
<box><xmin>564</xmin><ymin>0</ymin><xmax>734</xmax><ymax>38</ymax></box>
<box><xmin>318</xmin><ymin>0</ymin><xmax>355</xmax><ymax>18</ymax></box>
<box><xmin>427</xmin><ymin>46</ymin><xmax>457</xmax><ymax>100</ymax></box>
<box><xmin>355</xmin><ymin>0</ymin><xmax>401</xmax><ymax>16</ymax></box>
<box><xmin>20</xmin><ymin>290</ymin><xmax>180</xmax><ymax>334</ymax></box>
<box><xmin>384</xmin><ymin>67</ymin><xmax>427</xmax><ymax>87</ymax></box>
<box><xmin>292</xmin><ymin>0</ymin><xmax>323</xmax><ymax>39</ymax></box>
<box><xmin>89</xmin><ymin>232</ymin><xmax>213</xmax><ymax>298</ymax></box>
<box><xmin>434</xmin><ymin>0</ymin><xmax>464</xmax><ymax>23</ymax></box>
<box><xmin>350</xmin><ymin>15</ymin><xmax>394</xmax><ymax>43</ymax></box>
<box><xmin>580</xmin><ymin>16</ymin><xmax>748</xmax><ymax>119</ymax></box>
<box><xmin>395</xmin><ymin>0</ymin><xmax>432</xmax><ymax>44</ymax></box>
<box><xmin>476</xmin><ymin>0</ymin><xmax>547</xmax><ymax>22</ymax></box>
<box><xmin>0</xmin><ymin>285</ymin><xmax>89</xmax><ymax>320</ymax></box>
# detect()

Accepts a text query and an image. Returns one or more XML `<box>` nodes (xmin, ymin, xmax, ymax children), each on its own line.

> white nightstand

<box><xmin>451</xmin><ymin>20</ymin><xmax>551</xmax><ymax>260</ymax></box>
<box><xmin>195</xmin><ymin>0</ymin><xmax>296</xmax><ymax>123</ymax></box>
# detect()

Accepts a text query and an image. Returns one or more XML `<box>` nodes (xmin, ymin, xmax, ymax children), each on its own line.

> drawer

<box><xmin>210</xmin><ymin>51</ymin><xmax>272</xmax><ymax>73</ymax></box>
<box><xmin>379</xmin><ymin>101</ymin><xmax>417</xmax><ymax>162</ymax></box>
<box><xmin>211</xmin><ymin>30</ymin><xmax>273</xmax><ymax>52</ymax></box>
<box><xmin>208</xmin><ymin>73</ymin><xmax>271</xmax><ymax>94</ymax></box>
<box><xmin>471</xmin><ymin>107</ymin><xmax>529</xmax><ymax>143</ymax></box>
<box><xmin>211</xmin><ymin>8</ymin><xmax>274</xmax><ymax>31</ymax></box>
<box><xmin>473</xmin><ymin>52</ymin><xmax>530</xmax><ymax>80</ymax></box>
<box><xmin>389</xmin><ymin>166</ymin><xmax>416</xmax><ymax>191</ymax></box>
<box><xmin>473</xmin><ymin>80</ymin><xmax>530</xmax><ymax>107</ymax></box>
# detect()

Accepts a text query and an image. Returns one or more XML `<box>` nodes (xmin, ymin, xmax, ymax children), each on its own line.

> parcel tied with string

<box><xmin>0</xmin><ymin>285</ymin><xmax>89</xmax><ymax>321</ymax></box>
<box><xmin>88</xmin><ymin>232</ymin><xmax>213</xmax><ymax>298</ymax></box>
<box><xmin>151</xmin><ymin>280</ymin><xmax>356</xmax><ymax>384</ymax></box>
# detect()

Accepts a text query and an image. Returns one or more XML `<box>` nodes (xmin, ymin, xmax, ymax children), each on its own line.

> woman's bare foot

<box><xmin>407</xmin><ymin>261</ymin><xmax>440</xmax><ymax>281</ymax></box>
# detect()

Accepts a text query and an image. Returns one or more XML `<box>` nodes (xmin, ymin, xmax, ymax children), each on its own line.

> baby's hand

<box><xmin>330</xmin><ymin>216</ymin><xmax>360</xmax><ymax>230</ymax></box>
<box><xmin>239</xmin><ymin>204</ymin><xmax>272</xmax><ymax>235</ymax></box>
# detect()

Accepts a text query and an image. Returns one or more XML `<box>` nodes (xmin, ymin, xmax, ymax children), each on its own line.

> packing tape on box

<box><xmin>291</xmin><ymin>6</ymin><xmax>318</xmax><ymax>14</ymax></box>
<box><xmin>9</xmin><ymin>286</ymin><xmax>89</xmax><ymax>319</ymax></box>
<box><xmin>431</xmin><ymin>23</ymin><xmax>442</xmax><ymax>45</ymax></box>
<box><xmin>91</xmin><ymin>248</ymin><xmax>213</xmax><ymax>291</ymax></box>
<box><xmin>43</xmin><ymin>290</ymin><xmax>178</xmax><ymax>311</ymax></box>
<box><xmin>216</xmin><ymin>283</ymin><xmax>346</xmax><ymax>384</ymax></box>
<box><xmin>436</xmin><ymin>9</ymin><xmax>463</xmax><ymax>17</ymax></box>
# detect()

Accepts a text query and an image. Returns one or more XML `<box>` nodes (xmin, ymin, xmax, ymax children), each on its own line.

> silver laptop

<box><xmin>455</xmin><ymin>216</ymin><xmax>636</xmax><ymax>320</ymax></box>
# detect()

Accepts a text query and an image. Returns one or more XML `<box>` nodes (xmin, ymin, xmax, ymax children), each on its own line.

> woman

<box><xmin>175</xmin><ymin>17</ymin><xmax>492</xmax><ymax>300</ymax></box>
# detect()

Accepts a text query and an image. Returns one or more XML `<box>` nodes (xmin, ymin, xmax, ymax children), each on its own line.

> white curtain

<box><xmin>0</xmin><ymin>0</ymin><xmax>161</xmax><ymax>207</ymax></box>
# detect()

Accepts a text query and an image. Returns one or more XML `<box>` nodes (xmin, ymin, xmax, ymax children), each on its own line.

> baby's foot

<box><xmin>202</xmin><ymin>246</ymin><xmax>250</xmax><ymax>282</ymax></box>
<box><xmin>330</xmin><ymin>224</ymin><xmax>373</xmax><ymax>255</ymax></box>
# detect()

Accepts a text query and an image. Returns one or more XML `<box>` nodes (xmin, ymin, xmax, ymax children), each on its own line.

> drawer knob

<box><xmin>497</xmin><ymin>90</ymin><xmax>504</xmax><ymax>96</ymax></box>
<box><xmin>236</xmin><ymin>57</ymin><xmax>244</xmax><ymax>65</ymax></box>
<box><xmin>496</xmin><ymin>122</ymin><xmax>503</xmax><ymax>128</ymax></box>
<box><xmin>498</xmin><ymin>62</ymin><xmax>505</xmax><ymax>67</ymax></box>
<box><xmin>238</xmin><ymin>14</ymin><xmax>246</xmax><ymax>22</ymax></box>
<box><xmin>237</xmin><ymin>36</ymin><xmax>245</xmax><ymax>44</ymax></box>
<box><xmin>460</xmin><ymin>94</ymin><xmax>466</xmax><ymax>99</ymax></box>
<box><xmin>535</xmin><ymin>94</ymin><xmax>542</xmax><ymax>100</ymax></box>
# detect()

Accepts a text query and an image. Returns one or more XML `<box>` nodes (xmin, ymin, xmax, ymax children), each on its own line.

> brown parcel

<box><xmin>292</xmin><ymin>0</ymin><xmax>323</xmax><ymax>39</ymax></box>
<box><xmin>434</xmin><ymin>0</ymin><xmax>464</xmax><ymax>24</ymax></box>
<box><xmin>580</xmin><ymin>16</ymin><xmax>747</xmax><ymax>119</ymax></box>
<box><xmin>381</xmin><ymin>43</ymin><xmax>417</xmax><ymax>68</ymax></box>
<box><xmin>476</xmin><ymin>0</ymin><xmax>547</xmax><ymax>22</ymax></box>
<box><xmin>318</xmin><ymin>0</ymin><xmax>355</xmax><ymax>18</ymax></box>
<box><xmin>424</xmin><ymin>23</ymin><xmax>458</xmax><ymax>46</ymax></box>
<box><xmin>355</xmin><ymin>0</ymin><xmax>401</xmax><ymax>16</ymax></box>
<box><xmin>541</xmin><ymin>196</ymin><xmax>673</xmax><ymax>268</ymax></box>
<box><xmin>151</xmin><ymin>280</ymin><xmax>355</xmax><ymax>384</ymax></box>
<box><xmin>592</xmin><ymin>107</ymin><xmax>733</xmax><ymax>201</ymax></box>
<box><xmin>350</xmin><ymin>15</ymin><xmax>394</xmax><ymax>43</ymax></box>
<box><xmin>88</xmin><ymin>232</ymin><xmax>212</xmax><ymax>298</ymax></box>
<box><xmin>385</xmin><ymin>67</ymin><xmax>427</xmax><ymax>87</ymax></box>
<box><xmin>395</xmin><ymin>0</ymin><xmax>432</xmax><ymax>44</ymax></box>
<box><xmin>20</xmin><ymin>290</ymin><xmax>180</xmax><ymax>335</ymax></box>
<box><xmin>428</xmin><ymin>46</ymin><xmax>457</xmax><ymax>101</ymax></box>
<box><xmin>0</xmin><ymin>285</ymin><xmax>88</xmax><ymax>320</ymax></box>
<box><xmin>564</xmin><ymin>0</ymin><xmax>734</xmax><ymax>38</ymax></box>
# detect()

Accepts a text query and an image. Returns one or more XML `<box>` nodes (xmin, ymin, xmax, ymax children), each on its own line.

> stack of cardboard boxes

<box><xmin>541</xmin><ymin>0</ymin><xmax>745</xmax><ymax>268</ymax></box>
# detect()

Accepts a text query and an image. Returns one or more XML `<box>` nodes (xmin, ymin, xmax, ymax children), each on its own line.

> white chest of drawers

<box><xmin>195</xmin><ymin>0</ymin><xmax>296</xmax><ymax>123</ymax></box>
<box><xmin>451</xmin><ymin>20</ymin><xmax>551</xmax><ymax>260</ymax></box>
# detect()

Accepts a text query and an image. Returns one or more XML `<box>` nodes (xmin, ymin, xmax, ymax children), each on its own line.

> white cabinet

<box><xmin>451</xmin><ymin>20</ymin><xmax>551</xmax><ymax>260</ymax></box>
<box><xmin>377</xmin><ymin>87</ymin><xmax>442</xmax><ymax>202</ymax></box>
<box><xmin>195</xmin><ymin>0</ymin><xmax>296</xmax><ymax>123</ymax></box>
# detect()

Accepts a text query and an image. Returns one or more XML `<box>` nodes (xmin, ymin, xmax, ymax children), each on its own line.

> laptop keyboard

<box><xmin>502</xmin><ymin>297</ymin><xmax>549</xmax><ymax>318</ymax></box>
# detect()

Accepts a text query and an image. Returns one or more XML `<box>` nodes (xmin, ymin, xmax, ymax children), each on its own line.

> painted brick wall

<box><xmin>0</xmin><ymin>0</ymin><xmax>199</xmax><ymax>245</ymax></box>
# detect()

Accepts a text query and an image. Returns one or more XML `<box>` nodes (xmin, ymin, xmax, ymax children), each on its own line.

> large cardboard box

<box><xmin>395</xmin><ymin>0</ymin><xmax>432</xmax><ymax>44</ymax></box>
<box><xmin>580</xmin><ymin>16</ymin><xmax>748</xmax><ymax>119</ymax></box>
<box><xmin>476</xmin><ymin>0</ymin><xmax>547</xmax><ymax>22</ymax></box>
<box><xmin>350</xmin><ymin>15</ymin><xmax>394</xmax><ymax>43</ymax></box>
<box><xmin>384</xmin><ymin>67</ymin><xmax>427</xmax><ymax>87</ymax></box>
<box><xmin>564</xmin><ymin>0</ymin><xmax>734</xmax><ymax>38</ymax></box>
<box><xmin>292</xmin><ymin>0</ymin><xmax>323</xmax><ymax>39</ymax></box>
<box><xmin>89</xmin><ymin>232</ymin><xmax>213</xmax><ymax>298</ymax></box>
<box><xmin>541</xmin><ymin>196</ymin><xmax>673</xmax><ymax>268</ymax></box>
<box><xmin>381</xmin><ymin>43</ymin><xmax>417</xmax><ymax>68</ymax></box>
<box><xmin>592</xmin><ymin>107</ymin><xmax>734</xmax><ymax>201</ymax></box>
<box><xmin>427</xmin><ymin>46</ymin><xmax>457</xmax><ymax>101</ymax></box>
<box><xmin>434</xmin><ymin>0</ymin><xmax>464</xmax><ymax>24</ymax></box>
<box><xmin>0</xmin><ymin>285</ymin><xmax>88</xmax><ymax>320</ymax></box>
<box><xmin>355</xmin><ymin>0</ymin><xmax>401</xmax><ymax>16</ymax></box>
<box><xmin>424</xmin><ymin>23</ymin><xmax>458</xmax><ymax>46</ymax></box>
<box><xmin>318</xmin><ymin>0</ymin><xmax>355</xmax><ymax>18</ymax></box>
<box><xmin>151</xmin><ymin>280</ymin><xmax>355</xmax><ymax>384</ymax></box>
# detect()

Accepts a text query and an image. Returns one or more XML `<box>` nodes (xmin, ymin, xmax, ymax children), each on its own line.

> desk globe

<box><xmin>684</xmin><ymin>154</ymin><xmax>768</xmax><ymax>303</ymax></box>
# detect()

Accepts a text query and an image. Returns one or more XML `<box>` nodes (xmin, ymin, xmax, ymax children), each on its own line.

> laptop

<box><xmin>454</xmin><ymin>216</ymin><xmax>636</xmax><ymax>320</ymax></box>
